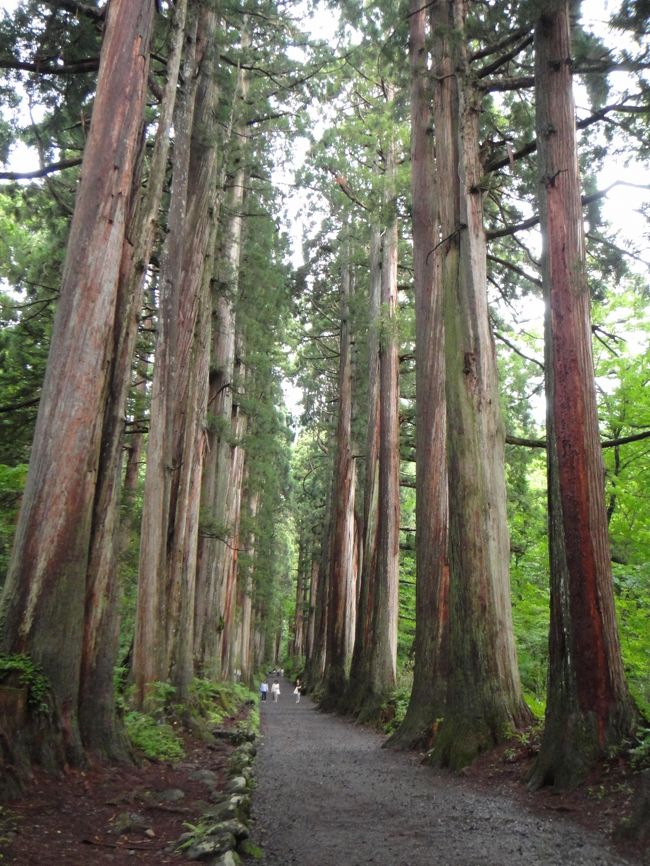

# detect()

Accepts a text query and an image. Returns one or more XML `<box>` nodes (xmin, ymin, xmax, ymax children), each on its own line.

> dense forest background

<box><xmin>0</xmin><ymin>0</ymin><xmax>648</xmax><ymax>803</ymax></box>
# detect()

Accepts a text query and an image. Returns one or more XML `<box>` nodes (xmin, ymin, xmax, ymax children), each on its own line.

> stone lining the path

<box><xmin>173</xmin><ymin>723</ymin><xmax>259</xmax><ymax>866</ymax></box>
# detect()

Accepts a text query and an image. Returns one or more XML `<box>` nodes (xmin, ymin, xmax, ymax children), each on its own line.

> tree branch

<box><xmin>476</xmin><ymin>35</ymin><xmax>533</xmax><ymax>79</ymax></box>
<box><xmin>470</xmin><ymin>26</ymin><xmax>531</xmax><ymax>62</ymax></box>
<box><xmin>0</xmin><ymin>158</ymin><xmax>82</xmax><ymax>181</ymax></box>
<box><xmin>506</xmin><ymin>430</ymin><xmax>650</xmax><ymax>449</ymax></box>
<box><xmin>0</xmin><ymin>57</ymin><xmax>99</xmax><ymax>75</ymax></box>
<box><xmin>487</xmin><ymin>252</ymin><xmax>542</xmax><ymax>287</ymax></box>
<box><xmin>487</xmin><ymin>181</ymin><xmax>649</xmax><ymax>240</ymax></box>
<box><xmin>0</xmin><ymin>397</ymin><xmax>40</xmax><ymax>414</ymax></box>
<box><xmin>494</xmin><ymin>331</ymin><xmax>544</xmax><ymax>370</ymax></box>
<box><xmin>47</xmin><ymin>0</ymin><xmax>106</xmax><ymax>20</ymax></box>
<box><xmin>485</xmin><ymin>100</ymin><xmax>650</xmax><ymax>173</ymax></box>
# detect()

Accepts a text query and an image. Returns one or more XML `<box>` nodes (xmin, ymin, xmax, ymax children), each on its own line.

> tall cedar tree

<box><xmin>322</xmin><ymin>247</ymin><xmax>357</xmax><ymax>707</ymax></box>
<box><xmin>346</xmin><ymin>228</ymin><xmax>382</xmax><ymax>713</ymax></box>
<box><xmin>133</xmin><ymin>1</ymin><xmax>220</xmax><ymax>707</ymax></box>
<box><xmin>196</xmin><ymin>33</ymin><xmax>251</xmax><ymax>681</ymax></box>
<box><xmin>368</xmin><ymin>100</ymin><xmax>400</xmax><ymax>712</ymax></box>
<box><xmin>529</xmin><ymin>0</ymin><xmax>636</xmax><ymax>789</ymax></box>
<box><xmin>79</xmin><ymin>0</ymin><xmax>189</xmax><ymax>756</ymax></box>
<box><xmin>428</xmin><ymin>0</ymin><xmax>531</xmax><ymax>769</ymax></box>
<box><xmin>346</xmin><ymin>87</ymin><xmax>401</xmax><ymax>720</ymax></box>
<box><xmin>0</xmin><ymin>0</ymin><xmax>154</xmax><ymax>783</ymax></box>
<box><xmin>388</xmin><ymin>0</ymin><xmax>450</xmax><ymax>750</ymax></box>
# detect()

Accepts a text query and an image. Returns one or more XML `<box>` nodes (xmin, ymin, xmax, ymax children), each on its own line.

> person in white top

<box><xmin>271</xmin><ymin>679</ymin><xmax>281</xmax><ymax>702</ymax></box>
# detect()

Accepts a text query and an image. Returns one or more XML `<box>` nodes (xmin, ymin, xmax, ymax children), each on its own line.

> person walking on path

<box><xmin>271</xmin><ymin>679</ymin><xmax>280</xmax><ymax>702</ymax></box>
<box><xmin>293</xmin><ymin>678</ymin><xmax>302</xmax><ymax>703</ymax></box>
<box><xmin>259</xmin><ymin>679</ymin><xmax>268</xmax><ymax>702</ymax></box>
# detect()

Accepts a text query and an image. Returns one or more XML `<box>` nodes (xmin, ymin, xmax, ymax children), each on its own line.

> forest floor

<box><xmin>0</xmin><ymin>721</ymin><xmax>240</xmax><ymax>865</ymax></box>
<box><xmin>253</xmin><ymin>684</ymin><xmax>648</xmax><ymax>866</ymax></box>
<box><xmin>0</xmin><ymin>686</ymin><xmax>647</xmax><ymax>865</ymax></box>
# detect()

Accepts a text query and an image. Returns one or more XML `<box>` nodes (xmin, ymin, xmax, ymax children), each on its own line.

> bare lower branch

<box><xmin>0</xmin><ymin>158</ymin><xmax>82</xmax><ymax>181</ymax></box>
<box><xmin>0</xmin><ymin>57</ymin><xmax>99</xmax><ymax>75</ymax></box>
<box><xmin>495</xmin><ymin>331</ymin><xmax>544</xmax><ymax>370</ymax></box>
<box><xmin>506</xmin><ymin>430</ymin><xmax>650</xmax><ymax>449</ymax></box>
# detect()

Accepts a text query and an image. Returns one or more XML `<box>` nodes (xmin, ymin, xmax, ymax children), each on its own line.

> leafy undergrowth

<box><xmin>121</xmin><ymin>678</ymin><xmax>258</xmax><ymax>762</ymax></box>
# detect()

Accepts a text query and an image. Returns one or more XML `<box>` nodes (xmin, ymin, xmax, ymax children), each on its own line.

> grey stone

<box><xmin>158</xmin><ymin>787</ymin><xmax>186</xmax><ymax>802</ymax></box>
<box><xmin>212</xmin><ymin>852</ymin><xmax>240</xmax><ymax>866</ymax></box>
<box><xmin>229</xmin><ymin>756</ymin><xmax>252</xmax><ymax>777</ymax></box>
<box><xmin>111</xmin><ymin>812</ymin><xmax>149</xmax><ymax>834</ymax></box>
<box><xmin>186</xmin><ymin>831</ymin><xmax>236</xmax><ymax>860</ymax></box>
<box><xmin>224</xmin><ymin>776</ymin><xmax>247</xmax><ymax>794</ymax></box>
<box><xmin>189</xmin><ymin>769</ymin><xmax>219</xmax><ymax>786</ymax></box>
<box><xmin>203</xmin><ymin>819</ymin><xmax>248</xmax><ymax>841</ymax></box>
<box><xmin>203</xmin><ymin>799</ymin><xmax>239</xmax><ymax>821</ymax></box>
<box><xmin>211</xmin><ymin>727</ymin><xmax>236</xmax><ymax>742</ymax></box>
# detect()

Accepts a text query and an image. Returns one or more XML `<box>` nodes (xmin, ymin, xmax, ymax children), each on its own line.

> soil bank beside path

<box><xmin>251</xmin><ymin>681</ymin><xmax>639</xmax><ymax>866</ymax></box>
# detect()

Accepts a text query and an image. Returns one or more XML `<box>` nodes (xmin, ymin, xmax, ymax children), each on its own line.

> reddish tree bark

<box><xmin>530</xmin><ymin>0</ymin><xmax>636</xmax><ymax>790</ymax></box>
<box><xmin>234</xmin><ymin>489</ymin><xmax>259</xmax><ymax>684</ymax></box>
<box><xmin>219</xmin><ymin>357</ymin><xmax>248</xmax><ymax>680</ymax></box>
<box><xmin>79</xmin><ymin>0</ymin><xmax>189</xmax><ymax>757</ymax></box>
<box><xmin>0</xmin><ymin>0</ymin><xmax>154</xmax><ymax>778</ymax></box>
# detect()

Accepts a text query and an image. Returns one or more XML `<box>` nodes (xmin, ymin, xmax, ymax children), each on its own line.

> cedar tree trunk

<box><xmin>429</xmin><ymin>0</ymin><xmax>531</xmax><ymax>769</ymax></box>
<box><xmin>79</xmin><ymin>0</ymin><xmax>189</xmax><ymax>757</ymax></box>
<box><xmin>0</xmin><ymin>0</ymin><xmax>154</xmax><ymax>775</ymax></box>
<box><xmin>322</xmin><ymin>257</ymin><xmax>357</xmax><ymax>707</ymax></box>
<box><xmin>346</xmin><ymin>227</ymin><xmax>382</xmax><ymax>713</ymax></box>
<box><xmin>529</xmin><ymin>0</ymin><xmax>636</xmax><ymax>790</ymax></box>
<box><xmin>363</xmin><ymin>114</ymin><xmax>400</xmax><ymax>716</ymax></box>
<box><xmin>389</xmin><ymin>0</ymin><xmax>449</xmax><ymax>750</ymax></box>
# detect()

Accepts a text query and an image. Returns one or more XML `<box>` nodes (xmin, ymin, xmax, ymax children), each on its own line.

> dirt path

<box><xmin>251</xmin><ymin>682</ymin><xmax>639</xmax><ymax>866</ymax></box>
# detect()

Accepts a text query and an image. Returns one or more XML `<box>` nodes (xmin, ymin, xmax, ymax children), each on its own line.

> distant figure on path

<box><xmin>293</xmin><ymin>678</ymin><xmax>302</xmax><ymax>703</ymax></box>
<box><xmin>260</xmin><ymin>679</ymin><xmax>269</xmax><ymax>702</ymax></box>
<box><xmin>271</xmin><ymin>679</ymin><xmax>281</xmax><ymax>702</ymax></box>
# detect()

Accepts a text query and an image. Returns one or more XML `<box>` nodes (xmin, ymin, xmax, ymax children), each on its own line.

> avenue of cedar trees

<box><xmin>0</xmin><ymin>0</ymin><xmax>648</xmax><ymax>805</ymax></box>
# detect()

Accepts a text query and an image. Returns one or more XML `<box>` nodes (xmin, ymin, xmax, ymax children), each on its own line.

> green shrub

<box><xmin>0</xmin><ymin>464</ymin><xmax>27</xmax><ymax>590</ymax></box>
<box><xmin>629</xmin><ymin>726</ymin><xmax>650</xmax><ymax>769</ymax></box>
<box><xmin>124</xmin><ymin>710</ymin><xmax>184</xmax><ymax>762</ymax></box>
<box><xmin>188</xmin><ymin>678</ymin><xmax>256</xmax><ymax>725</ymax></box>
<box><xmin>383</xmin><ymin>686</ymin><xmax>411</xmax><ymax>734</ymax></box>
<box><xmin>0</xmin><ymin>653</ymin><xmax>50</xmax><ymax>715</ymax></box>
<box><xmin>523</xmin><ymin>692</ymin><xmax>546</xmax><ymax>719</ymax></box>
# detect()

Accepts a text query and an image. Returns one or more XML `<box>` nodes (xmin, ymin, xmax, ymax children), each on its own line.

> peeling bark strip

<box><xmin>530</xmin><ymin>0</ymin><xmax>635</xmax><ymax>791</ymax></box>
<box><xmin>0</xmin><ymin>0</ymin><xmax>154</xmax><ymax>770</ymax></box>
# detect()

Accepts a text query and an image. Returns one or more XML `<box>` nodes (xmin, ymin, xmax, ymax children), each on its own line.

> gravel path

<box><xmin>251</xmin><ymin>681</ymin><xmax>636</xmax><ymax>866</ymax></box>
